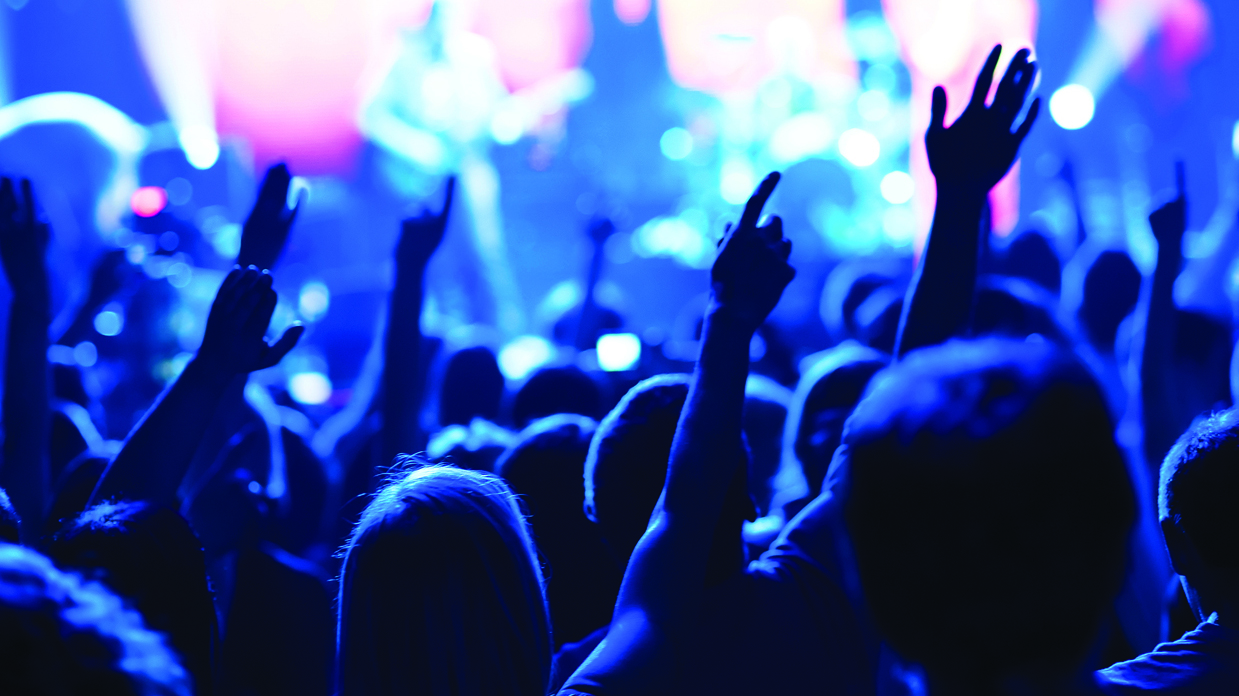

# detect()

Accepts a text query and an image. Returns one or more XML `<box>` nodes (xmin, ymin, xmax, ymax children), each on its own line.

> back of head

<box><xmin>439</xmin><ymin>346</ymin><xmax>505</xmax><ymax>427</ymax></box>
<box><xmin>999</xmin><ymin>228</ymin><xmax>1061</xmax><ymax>294</ymax></box>
<box><xmin>0</xmin><ymin>542</ymin><xmax>190</xmax><ymax>696</ymax></box>
<box><xmin>973</xmin><ymin>275</ymin><xmax>1068</xmax><ymax>345</ymax></box>
<box><xmin>498</xmin><ymin>414</ymin><xmax>598</xmax><ymax>542</ymax></box>
<box><xmin>1081</xmin><ymin>249</ymin><xmax>1141</xmax><ymax>351</ymax></box>
<box><xmin>777</xmin><ymin>343</ymin><xmax>887</xmax><ymax>510</ymax></box>
<box><xmin>511</xmin><ymin>365</ymin><xmax>602</xmax><ymax>430</ymax></box>
<box><xmin>338</xmin><ymin>462</ymin><xmax>551</xmax><ymax>696</ymax></box>
<box><xmin>49</xmin><ymin>501</ymin><xmax>216</xmax><ymax>696</ymax></box>
<box><xmin>1160</xmin><ymin>408</ymin><xmax>1239</xmax><ymax>572</ymax></box>
<box><xmin>840</xmin><ymin>339</ymin><xmax>1134</xmax><ymax>687</ymax></box>
<box><xmin>744</xmin><ymin>375</ymin><xmax>792</xmax><ymax>516</ymax></box>
<box><xmin>427</xmin><ymin>418</ymin><xmax>516</xmax><ymax>472</ymax></box>
<box><xmin>584</xmin><ymin>374</ymin><xmax>690</xmax><ymax>564</ymax></box>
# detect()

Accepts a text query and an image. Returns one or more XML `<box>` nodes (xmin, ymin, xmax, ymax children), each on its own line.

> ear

<box><xmin>1161</xmin><ymin>516</ymin><xmax>1198</xmax><ymax>578</ymax></box>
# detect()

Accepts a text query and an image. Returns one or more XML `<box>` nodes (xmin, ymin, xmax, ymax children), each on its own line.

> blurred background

<box><xmin>0</xmin><ymin>0</ymin><xmax>1233</xmax><ymax>436</ymax></box>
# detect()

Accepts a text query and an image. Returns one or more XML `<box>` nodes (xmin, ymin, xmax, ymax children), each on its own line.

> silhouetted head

<box><xmin>973</xmin><ymin>275</ymin><xmax>1068</xmax><ymax>345</ymax></box>
<box><xmin>511</xmin><ymin>365</ymin><xmax>602</xmax><ymax>429</ymax></box>
<box><xmin>0</xmin><ymin>542</ymin><xmax>190</xmax><ymax>695</ymax></box>
<box><xmin>584</xmin><ymin>374</ymin><xmax>689</xmax><ymax>564</ymax></box>
<box><xmin>497</xmin><ymin>414</ymin><xmax>618</xmax><ymax>644</ymax></box>
<box><xmin>1080</xmin><ymin>249</ymin><xmax>1141</xmax><ymax>351</ymax></box>
<box><xmin>427</xmin><ymin>419</ymin><xmax>516</xmax><ymax>472</ymax></box>
<box><xmin>839</xmin><ymin>339</ymin><xmax>1133</xmax><ymax>691</ymax></box>
<box><xmin>820</xmin><ymin>256</ymin><xmax>908</xmax><ymax>345</ymax></box>
<box><xmin>49</xmin><ymin>500</ymin><xmax>217</xmax><ymax>696</ymax></box>
<box><xmin>0</xmin><ymin>489</ymin><xmax>19</xmax><ymax>544</ymax></box>
<box><xmin>774</xmin><ymin>344</ymin><xmax>887</xmax><ymax>513</ymax></box>
<box><xmin>997</xmin><ymin>228</ymin><xmax>1061</xmax><ymax>294</ymax></box>
<box><xmin>438</xmin><ymin>346</ymin><xmax>505</xmax><ymax>427</ymax></box>
<box><xmin>338</xmin><ymin>461</ymin><xmax>552</xmax><ymax>696</ymax></box>
<box><xmin>743</xmin><ymin>375</ymin><xmax>792</xmax><ymax>516</ymax></box>
<box><xmin>1159</xmin><ymin>408</ymin><xmax>1239</xmax><ymax>619</ymax></box>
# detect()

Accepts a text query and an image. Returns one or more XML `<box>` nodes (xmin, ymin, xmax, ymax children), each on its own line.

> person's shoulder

<box><xmin>1098</xmin><ymin>619</ymin><xmax>1239</xmax><ymax>694</ymax></box>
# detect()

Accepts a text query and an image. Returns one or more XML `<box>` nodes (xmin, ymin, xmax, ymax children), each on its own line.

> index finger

<box><xmin>969</xmin><ymin>45</ymin><xmax>1003</xmax><ymax>109</ymax></box>
<box><xmin>739</xmin><ymin>172</ymin><xmax>781</xmax><ymax>231</ymax></box>
<box><xmin>439</xmin><ymin>176</ymin><xmax>457</xmax><ymax>222</ymax></box>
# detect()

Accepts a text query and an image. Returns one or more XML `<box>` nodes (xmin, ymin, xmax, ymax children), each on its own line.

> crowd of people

<box><xmin>0</xmin><ymin>43</ymin><xmax>1236</xmax><ymax>696</ymax></box>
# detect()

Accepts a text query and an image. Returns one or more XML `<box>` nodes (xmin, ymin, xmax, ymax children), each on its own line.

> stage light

<box><xmin>1049</xmin><ymin>85</ymin><xmax>1095</xmax><ymax>130</ymax></box>
<box><xmin>857</xmin><ymin>90</ymin><xmax>891</xmax><ymax>122</ymax></box>
<box><xmin>179</xmin><ymin>124</ymin><xmax>219</xmax><ymax>170</ymax></box>
<box><xmin>597</xmin><ymin>333</ymin><xmax>641</xmax><ymax>372</ymax></box>
<box><xmin>838</xmin><ymin>128</ymin><xmax>880</xmax><ymax>167</ymax></box>
<box><xmin>769</xmin><ymin>113</ymin><xmax>832</xmax><ymax>165</ymax></box>
<box><xmin>131</xmin><ymin>187</ymin><xmax>167</xmax><ymax>218</ymax></box>
<box><xmin>498</xmin><ymin>335</ymin><xmax>555</xmax><ymax>381</ymax></box>
<box><xmin>289</xmin><ymin>372</ymin><xmax>333</xmax><ymax>405</ymax></box>
<box><xmin>720</xmin><ymin>159</ymin><xmax>757</xmax><ymax>205</ymax></box>
<box><xmin>880</xmin><ymin>171</ymin><xmax>915</xmax><ymax>204</ymax></box>
<box><xmin>93</xmin><ymin>306</ymin><xmax>124</xmax><ymax>337</ymax></box>
<box><xmin>299</xmin><ymin>282</ymin><xmax>330</xmax><ymax>322</ymax></box>
<box><xmin>73</xmin><ymin>342</ymin><xmax>97</xmax><ymax>368</ymax></box>
<box><xmin>660</xmin><ymin>127</ymin><xmax>693</xmax><ymax>160</ymax></box>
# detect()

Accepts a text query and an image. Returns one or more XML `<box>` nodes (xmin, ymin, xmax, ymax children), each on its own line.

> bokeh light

<box><xmin>1049</xmin><ymin>84</ymin><xmax>1096</xmax><ymax>130</ymax></box>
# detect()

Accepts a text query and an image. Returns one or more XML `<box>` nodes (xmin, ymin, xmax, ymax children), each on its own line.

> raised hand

<box><xmin>396</xmin><ymin>176</ymin><xmax>455</xmax><ymax>274</ymax></box>
<box><xmin>238</xmin><ymin>163</ymin><xmax>302</xmax><ymax>271</ymax></box>
<box><xmin>710</xmin><ymin>172</ymin><xmax>795</xmax><ymax>333</ymax></box>
<box><xmin>1150</xmin><ymin>162</ymin><xmax>1187</xmax><ymax>250</ymax></box>
<box><xmin>0</xmin><ymin>178</ymin><xmax>50</xmax><ymax>301</ymax></box>
<box><xmin>927</xmin><ymin>45</ymin><xmax>1041</xmax><ymax>194</ymax></box>
<box><xmin>198</xmin><ymin>266</ymin><xmax>303</xmax><ymax>375</ymax></box>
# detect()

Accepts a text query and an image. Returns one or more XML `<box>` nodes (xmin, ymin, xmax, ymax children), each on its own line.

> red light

<box><xmin>131</xmin><ymin>186</ymin><xmax>167</xmax><ymax>218</ymax></box>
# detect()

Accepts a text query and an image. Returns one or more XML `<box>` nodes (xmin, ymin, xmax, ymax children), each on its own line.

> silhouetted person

<box><xmin>49</xmin><ymin>500</ymin><xmax>218</xmax><ymax>696</ymax></box>
<box><xmin>511</xmin><ymin>365</ymin><xmax>603</xmax><ymax>430</ymax></box>
<box><xmin>994</xmin><ymin>227</ymin><xmax>1061</xmax><ymax>294</ymax></box>
<box><xmin>1080</xmin><ymin>249</ymin><xmax>1142</xmax><ymax>353</ymax></box>
<box><xmin>844</xmin><ymin>339</ymin><xmax>1135</xmax><ymax>696</ymax></box>
<box><xmin>337</xmin><ymin>460</ymin><xmax>552</xmax><ymax>696</ymax></box>
<box><xmin>1100</xmin><ymin>408</ymin><xmax>1239</xmax><ymax>692</ymax></box>
<box><xmin>437</xmin><ymin>346</ymin><xmax>505</xmax><ymax>427</ymax></box>
<box><xmin>0</xmin><ymin>542</ymin><xmax>191</xmax><ymax>695</ymax></box>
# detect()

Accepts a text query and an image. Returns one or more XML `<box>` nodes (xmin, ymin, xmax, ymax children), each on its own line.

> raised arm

<box><xmin>1137</xmin><ymin>165</ymin><xmax>1187</xmax><ymax>469</ymax></box>
<box><xmin>0</xmin><ymin>178</ymin><xmax>51</xmax><ymax>542</ymax></box>
<box><xmin>90</xmin><ymin>266</ymin><xmax>303</xmax><ymax>509</ymax></box>
<box><xmin>237</xmin><ymin>163</ymin><xmax>302</xmax><ymax>272</ymax></box>
<box><xmin>563</xmin><ymin>173</ymin><xmax>793</xmax><ymax>695</ymax></box>
<box><xmin>382</xmin><ymin>177</ymin><xmax>454</xmax><ymax>465</ymax></box>
<box><xmin>895</xmin><ymin>45</ymin><xmax>1040</xmax><ymax>357</ymax></box>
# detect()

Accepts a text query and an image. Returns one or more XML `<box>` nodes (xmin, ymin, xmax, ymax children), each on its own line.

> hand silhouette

<box><xmin>1149</xmin><ymin>162</ymin><xmax>1187</xmax><ymax>250</ymax></box>
<box><xmin>927</xmin><ymin>45</ymin><xmax>1041</xmax><ymax>195</ymax></box>
<box><xmin>238</xmin><ymin>163</ymin><xmax>302</xmax><ymax>271</ymax></box>
<box><xmin>396</xmin><ymin>176</ymin><xmax>455</xmax><ymax>274</ymax></box>
<box><xmin>198</xmin><ymin>266</ymin><xmax>303</xmax><ymax>374</ymax></box>
<box><xmin>710</xmin><ymin>172</ymin><xmax>795</xmax><ymax>333</ymax></box>
<box><xmin>0</xmin><ymin>178</ymin><xmax>50</xmax><ymax>300</ymax></box>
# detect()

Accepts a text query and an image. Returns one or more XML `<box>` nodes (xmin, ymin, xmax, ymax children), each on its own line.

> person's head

<box><xmin>497</xmin><ymin>414</ymin><xmax>618</xmax><ymax>643</ymax></box>
<box><xmin>337</xmin><ymin>461</ymin><xmax>551</xmax><ymax>696</ymax></box>
<box><xmin>773</xmin><ymin>343</ymin><xmax>886</xmax><ymax>513</ymax></box>
<box><xmin>1079</xmin><ymin>249</ymin><xmax>1141</xmax><ymax>352</ymax></box>
<box><xmin>511</xmin><ymin>365</ymin><xmax>602</xmax><ymax>430</ymax></box>
<box><xmin>584</xmin><ymin>374</ymin><xmax>690</xmax><ymax>564</ymax></box>
<box><xmin>996</xmin><ymin>228</ymin><xmax>1061</xmax><ymax>294</ymax></box>
<box><xmin>0</xmin><ymin>542</ymin><xmax>190</xmax><ymax>695</ymax></box>
<box><xmin>838</xmin><ymin>339</ymin><xmax>1134</xmax><ymax>693</ymax></box>
<box><xmin>49</xmin><ymin>500</ymin><xmax>217</xmax><ymax>696</ymax></box>
<box><xmin>427</xmin><ymin>418</ymin><xmax>516</xmax><ymax>472</ymax></box>
<box><xmin>820</xmin><ymin>256</ymin><xmax>908</xmax><ymax>345</ymax></box>
<box><xmin>438</xmin><ymin>346</ymin><xmax>505</xmax><ymax>427</ymax></box>
<box><xmin>972</xmin><ymin>275</ymin><xmax>1068</xmax><ymax>345</ymax></box>
<box><xmin>743</xmin><ymin>374</ymin><xmax>792</xmax><ymax>516</ymax></box>
<box><xmin>1159</xmin><ymin>408</ymin><xmax>1239</xmax><ymax>621</ymax></box>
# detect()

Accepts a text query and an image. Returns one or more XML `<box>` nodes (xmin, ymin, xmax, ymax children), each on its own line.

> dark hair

<box><xmin>1160</xmin><ymin>408</ymin><xmax>1239</xmax><ymax>571</ymax></box>
<box><xmin>337</xmin><ymin>461</ymin><xmax>552</xmax><ymax>696</ymax></box>
<box><xmin>973</xmin><ymin>275</ymin><xmax>1069</xmax><ymax>345</ymax></box>
<box><xmin>840</xmin><ymin>339</ymin><xmax>1134</xmax><ymax>685</ymax></box>
<box><xmin>497</xmin><ymin>414</ymin><xmax>619</xmax><ymax>644</ymax></box>
<box><xmin>438</xmin><ymin>346</ymin><xmax>505</xmax><ymax>427</ymax></box>
<box><xmin>0</xmin><ymin>488</ymin><xmax>19</xmax><ymax>544</ymax></box>
<box><xmin>0</xmin><ymin>542</ymin><xmax>190</xmax><ymax>695</ymax></box>
<box><xmin>48</xmin><ymin>500</ymin><xmax>218</xmax><ymax>696</ymax></box>
<box><xmin>511</xmin><ymin>365</ymin><xmax>602</xmax><ymax>429</ymax></box>
<box><xmin>584</xmin><ymin>374</ymin><xmax>690</xmax><ymax>564</ymax></box>
<box><xmin>996</xmin><ymin>228</ymin><xmax>1061</xmax><ymax>294</ymax></box>
<box><xmin>1080</xmin><ymin>249</ymin><xmax>1141</xmax><ymax>350</ymax></box>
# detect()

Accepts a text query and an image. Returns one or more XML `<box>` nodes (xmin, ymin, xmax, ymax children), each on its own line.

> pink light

<box><xmin>470</xmin><ymin>0</ymin><xmax>593</xmax><ymax>93</ymax></box>
<box><xmin>615</xmin><ymin>0</ymin><xmax>651</xmax><ymax>25</ymax></box>
<box><xmin>883</xmin><ymin>0</ymin><xmax>1039</xmax><ymax>251</ymax></box>
<box><xmin>657</xmin><ymin>0</ymin><xmax>855</xmax><ymax>96</ymax></box>
<box><xmin>130</xmin><ymin>186</ymin><xmax>167</xmax><ymax>218</ymax></box>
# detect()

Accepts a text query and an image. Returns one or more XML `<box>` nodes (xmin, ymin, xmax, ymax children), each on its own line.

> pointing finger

<box><xmin>740</xmin><ymin>172</ymin><xmax>781</xmax><ymax>231</ymax></box>
<box><xmin>969</xmin><ymin>44</ymin><xmax>1003</xmax><ymax>110</ymax></box>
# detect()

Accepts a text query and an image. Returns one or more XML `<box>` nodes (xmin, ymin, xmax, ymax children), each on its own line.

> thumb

<box><xmin>930</xmin><ymin>86</ymin><xmax>947</xmax><ymax>133</ymax></box>
<box><xmin>259</xmin><ymin>323</ymin><xmax>305</xmax><ymax>370</ymax></box>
